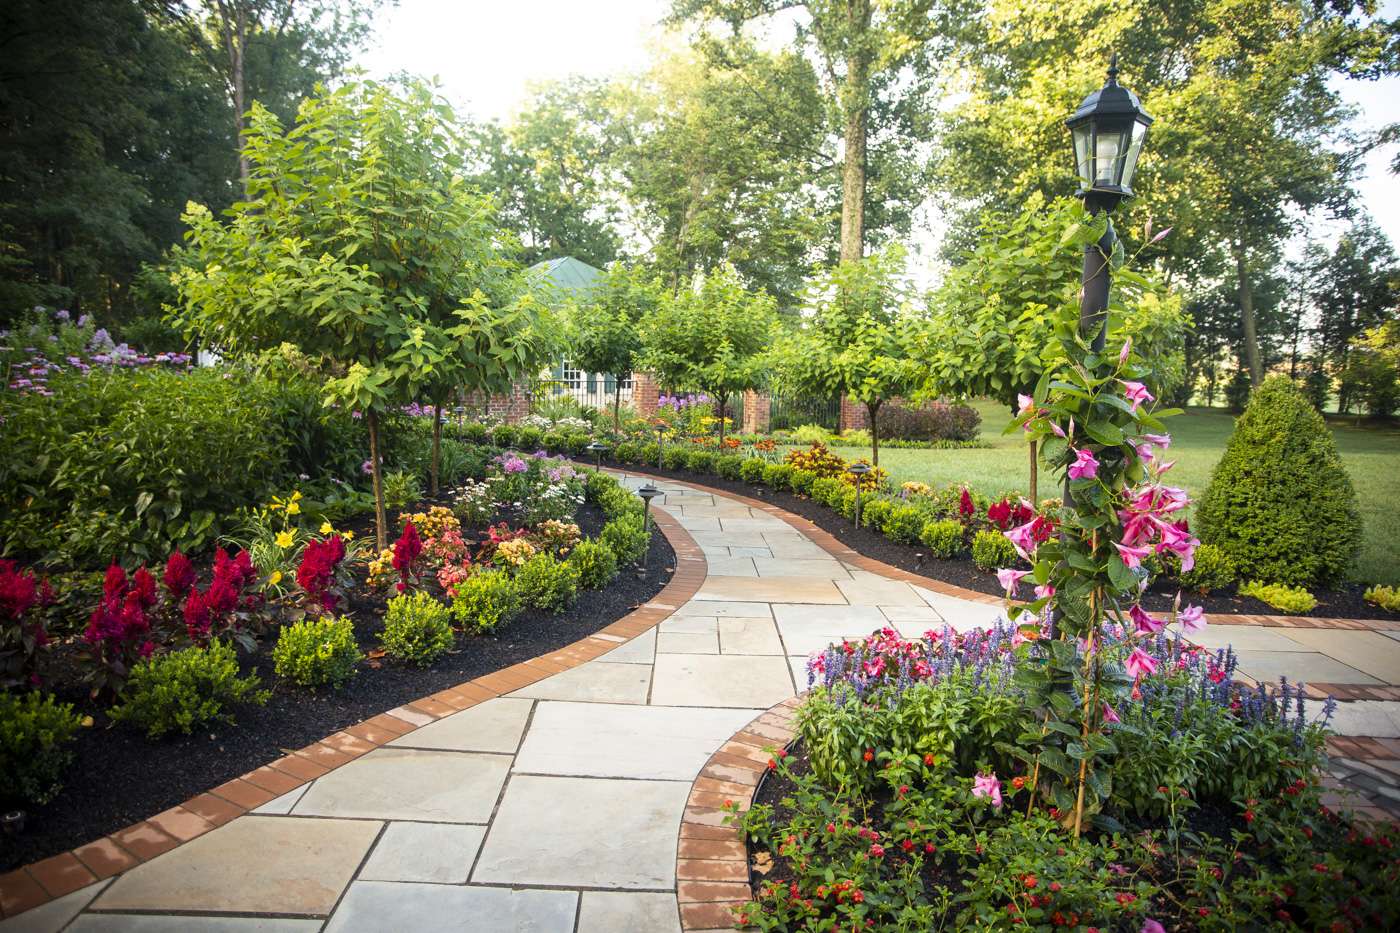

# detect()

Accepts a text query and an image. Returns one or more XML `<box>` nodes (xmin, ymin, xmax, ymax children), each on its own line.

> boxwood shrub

<box><xmin>601</xmin><ymin>514</ymin><xmax>650</xmax><ymax>565</ymax></box>
<box><xmin>716</xmin><ymin>454</ymin><xmax>745</xmax><ymax>480</ymax></box>
<box><xmin>614</xmin><ymin>441</ymin><xmax>642</xmax><ymax>463</ymax></box>
<box><xmin>109</xmin><ymin>640</ymin><xmax>269</xmax><ymax>739</ymax></box>
<box><xmin>921</xmin><ymin>519</ymin><xmax>964</xmax><ymax>558</ymax></box>
<box><xmin>460</xmin><ymin>421</ymin><xmax>489</xmax><ymax>444</ymax></box>
<box><xmin>381</xmin><ymin>592</ymin><xmax>455</xmax><ymax>666</ymax></box>
<box><xmin>272</xmin><ymin>617</ymin><xmax>362</xmax><ymax>689</ymax></box>
<box><xmin>763</xmin><ymin>462</ymin><xmax>794</xmax><ymax>489</ymax></box>
<box><xmin>514</xmin><ymin>553</ymin><xmax>581</xmax><ymax>613</ymax></box>
<box><xmin>569</xmin><ymin>539</ymin><xmax>619</xmax><ymax>589</ymax></box>
<box><xmin>516</xmin><ymin>426</ymin><xmax>544</xmax><ymax>450</ymax></box>
<box><xmin>810</xmin><ymin>476</ymin><xmax>846</xmax><ymax>508</ymax></box>
<box><xmin>1178</xmin><ymin>543</ymin><xmax>1236</xmax><ymax>594</ymax></box>
<box><xmin>686</xmin><ymin>449</ymin><xmax>716</xmax><ymax>474</ymax></box>
<box><xmin>661</xmin><ymin>445</ymin><xmax>689</xmax><ymax>470</ymax></box>
<box><xmin>971</xmin><ymin>529</ymin><xmax>1018</xmax><ymax>571</ymax></box>
<box><xmin>882</xmin><ymin>504</ymin><xmax>926</xmax><ymax>545</ymax></box>
<box><xmin>1196</xmin><ymin>375</ymin><xmax>1361</xmax><ymax>587</ymax></box>
<box><xmin>451</xmin><ymin>569</ymin><xmax>521</xmax><ymax>634</ymax></box>
<box><xmin>740</xmin><ymin>458</ymin><xmax>767</xmax><ymax>484</ymax></box>
<box><xmin>790</xmin><ymin>469</ymin><xmax>817</xmax><ymax>496</ymax></box>
<box><xmin>859</xmin><ymin>497</ymin><xmax>893</xmax><ymax>530</ymax></box>
<box><xmin>1</xmin><ymin>690</ymin><xmax>82</xmax><ymax>807</ymax></box>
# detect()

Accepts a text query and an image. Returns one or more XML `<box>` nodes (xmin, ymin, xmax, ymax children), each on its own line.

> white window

<box><xmin>561</xmin><ymin>361</ymin><xmax>582</xmax><ymax>389</ymax></box>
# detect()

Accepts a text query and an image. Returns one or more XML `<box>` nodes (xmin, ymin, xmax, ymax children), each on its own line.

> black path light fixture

<box><xmin>586</xmin><ymin>440</ymin><xmax>610</xmax><ymax>472</ymax></box>
<box><xmin>1065</xmin><ymin>54</ymin><xmax>1153</xmax><ymax>350</ymax></box>
<box><xmin>847</xmin><ymin>462</ymin><xmax>871</xmax><ymax>527</ymax></box>
<box><xmin>637</xmin><ymin>483</ymin><xmax>663</xmax><ymax>572</ymax></box>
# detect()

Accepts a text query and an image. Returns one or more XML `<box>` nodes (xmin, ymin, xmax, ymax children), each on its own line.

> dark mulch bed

<box><xmin>3</xmin><ymin>495</ymin><xmax>674</xmax><ymax>872</ymax></box>
<box><xmin>611</xmin><ymin>460</ymin><xmax>1400</xmax><ymax>622</ymax></box>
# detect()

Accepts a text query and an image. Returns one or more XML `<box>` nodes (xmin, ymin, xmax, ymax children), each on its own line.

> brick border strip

<box><xmin>612</xmin><ymin>467</ymin><xmax>1398</xmax><ymax>633</ymax></box>
<box><xmin>675</xmin><ymin>696</ymin><xmax>800</xmax><ymax>933</ymax></box>
<box><xmin>0</xmin><ymin>506</ymin><xmax>705</xmax><ymax>922</ymax></box>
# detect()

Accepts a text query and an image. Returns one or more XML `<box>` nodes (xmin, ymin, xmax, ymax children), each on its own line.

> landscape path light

<box><xmin>586</xmin><ymin>440</ymin><xmax>609</xmax><ymax>472</ymax></box>
<box><xmin>847</xmin><ymin>461</ymin><xmax>871</xmax><ymax>528</ymax></box>
<box><xmin>637</xmin><ymin>483</ymin><xmax>663</xmax><ymax>572</ymax></box>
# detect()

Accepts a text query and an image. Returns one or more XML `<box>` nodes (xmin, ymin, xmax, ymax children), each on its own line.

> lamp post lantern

<box><xmin>1065</xmin><ymin>55</ymin><xmax>1153</xmax><ymax>351</ymax></box>
<box><xmin>847</xmin><ymin>462</ymin><xmax>871</xmax><ymax>528</ymax></box>
<box><xmin>637</xmin><ymin>483</ymin><xmax>662</xmax><ymax>572</ymax></box>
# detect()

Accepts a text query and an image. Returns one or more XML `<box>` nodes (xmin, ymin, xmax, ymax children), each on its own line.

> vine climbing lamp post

<box><xmin>1065</xmin><ymin>54</ymin><xmax>1153</xmax><ymax>351</ymax></box>
<box><xmin>637</xmin><ymin>483</ymin><xmax>662</xmax><ymax>572</ymax></box>
<box><xmin>847</xmin><ymin>462</ymin><xmax>870</xmax><ymax>527</ymax></box>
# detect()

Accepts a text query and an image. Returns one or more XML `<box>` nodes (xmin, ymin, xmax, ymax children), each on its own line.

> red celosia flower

<box><xmin>0</xmin><ymin>560</ymin><xmax>38</xmax><ymax>619</ymax></box>
<box><xmin>297</xmin><ymin>534</ymin><xmax>346</xmax><ymax>613</ymax></box>
<box><xmin>392</xmin><ymin>522</ymin><xmax>424</xmax><ymax>588</ymax></box>
<box><xmin>163</xmin><ymin>551</ymin><xmax>197</xmax><ymax>597</ymax></box>
<box><xmin>987</xmin><ymin>498</ymin><xmax>1012</xmax><ymax>529</ymax></box>
<box><xmin>958</xmin><ymin>488</ymin><xmax>975</xmax><ymax>520</ymax></box>
<box><xmin>184</xmin><ymin>587</ymin><xmax>211</xmax><ymax>641</ymax></box>
<box><xmin>131</xmin><ymin>566</ymin><xmax>158</xmax><ymax>609</ymax></box>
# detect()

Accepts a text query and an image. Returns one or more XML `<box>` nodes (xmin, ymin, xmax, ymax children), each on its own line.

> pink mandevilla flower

<box><xmin>1113</xmin><ymin>541</ymin><xmax>1152</xmax><ymax>570</ymax></box>
<box><xmin>1179</xmin><ymin>604</ymin><xmax>1206</xmax><ymax>633</ymax></box>
<box><xmin>1125</xmin><ymin>647</ymin><xmax>1159</xmax><ymax>680</ymax></box>
<box><xmin>1102</xmin><ymin>702</ymin><xmax>1121</xmax><ymax>724</ymax></box>
<box><xmin>971</xmin><ymin>772</ymin><xmax>1003</xmax><ymax>808</ymax></box>
<box><xmin>1067</xmin><ymin>448</ymin><xmax>1099</xmax><ymax>481</ymax></box>
<box><xmin>1129</xmin><ymin>604</ymin><xmax>1164</xmax><ymax>635</ymax></box>
<box><xmin>1141</xmin><ymin>920</ymin><xmax>1166</xmax><ymax>933</ymax></box>
<box><xmin>995</xmin><ymin>568</ymin><xmax>1030</xmax><ymax>595</ymax></box>
<box><xmin>1121</xmin><ymin>380</ymin><xmax>1155</xmax><ymax>413</ymax></box>
<box><xmin>1017</xmin><ymin>393</ymin><xmax>1035</xmax><ymax>416</ymax></box>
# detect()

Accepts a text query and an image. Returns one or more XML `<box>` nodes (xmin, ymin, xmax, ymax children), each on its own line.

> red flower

<box><xmin>184</xmin><ymin>588</ymin><xmax>211</xmax><ymax>641</ymax></box>
<box><xmin>958</xmin><ymin>488</ymin><xmax>975</xmax><ymax>520</ymax></box>
<box><xmin>862</xmin><ymin>749</ymin><xmax>874</xmax><ymax>762</ymax></box>
<box><xmin>923</xmin><ymin>752</ymin><xmax>936</xmax><ymax>766</ymax></box>
<box><xmin>163</xmin><ymin>551</ymin><xmax>197</xmax><ymax>597</ymax></box>
<box><xmin>0</xmin><ymin>560</ymin><xmax>38</xmax><ymax>619</ymax></box>
<box><xmin>987</xmin><ymin>498</ymin><xmax>1012</xmax><ymax>529</ymax></box>
<box><xmin>131</xmin><ymin>566</ymin><xmax>158</xmax><ymax>609</ymax></box>
<box><xmin>392</xmin><ymin>522</ymin><xmax>424</xmax><ymax>588</ymax></box>
<box><xmin>297</xmin><ymin>534</ymin><xmax>346</xmax><ymax>613</ymax></box>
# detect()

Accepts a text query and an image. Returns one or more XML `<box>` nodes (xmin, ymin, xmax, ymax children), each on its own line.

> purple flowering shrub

<box><xmin>2</xmin><ymin>306</ymin><xmax>191</xmax><ymax>396</ymax></box>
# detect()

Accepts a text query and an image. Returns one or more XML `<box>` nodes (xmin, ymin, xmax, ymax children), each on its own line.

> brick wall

<box><xmin>632</xmin><ymin>372</ymin><xmax>660</xmax><ymax>419</ymax></box>
<box><xmin>742</xmin><ymin>389</ymin><xmax>770</xmax><ymax>434</ymax></box>
<box><xmin>839</xmin><ymin>396</ymin><xmax>868</xmax><ymax>432</ymax></box>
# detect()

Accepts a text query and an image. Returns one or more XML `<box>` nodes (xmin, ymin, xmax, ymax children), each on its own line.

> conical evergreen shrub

<box><xmin>1196</xmin><ymin>375</ymin><xmax>1361</xmax><ymax>587</ymax></box>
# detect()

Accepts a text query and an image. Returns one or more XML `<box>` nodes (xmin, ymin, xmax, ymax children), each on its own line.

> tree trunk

<box><xmin>866</xmin><ymin>400</ymin><xmax>881</xmax><ymax>467</ymax></box>
<box><xmin>366</xmin><ymin>409</ymin><xmax>388</xmax><ymax>551</ymax></box>
<box><xmin>613</xmin><ymin>380</ymin><xmax>622</xmax><ymax>431</ymax></box>
<box><xmin>430</xmin><ymin>402</ymin><xmax>443</xmax><ymax>495</ymax></box>
<box><xmin>1236</xmin><ymin>243</ymin><xmax>1262</xmax><ymax>386</ymax></box>
<box><xmin>717</xmin><ymin>393</ymin><xmax>727</xmax><ymax>445</ymax></box>
<box><xmin>838</xmin><ymin>0</ymin><xmax>872</xmax><ymax>263</ymax></box>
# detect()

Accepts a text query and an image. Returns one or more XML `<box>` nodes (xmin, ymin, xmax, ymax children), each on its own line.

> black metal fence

<box><xmin>768</xmin><ymin>393</ymin><xmax>841</xmax><ymax>431</ymax></box>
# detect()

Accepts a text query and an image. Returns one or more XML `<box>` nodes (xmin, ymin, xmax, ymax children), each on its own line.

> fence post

<box><xmin>632</xmin><ymin>372</ymin><xmax>660</xmax><ymax>419</ymax></box>
<box><xmin>743</xmin><ymin>389</ymin><xmax>770</xmax><ymax>434</ymax></box>
<box><xmin>839</xmin><ymin>396</ymin><xmax>868</xmax><ymax>433</ymax></box>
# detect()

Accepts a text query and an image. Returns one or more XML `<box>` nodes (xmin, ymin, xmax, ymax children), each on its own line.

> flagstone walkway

<box><xmin>6</xmin><ymin>471</ymin><xmax>1400</xmax><ymax>932</ymax></box>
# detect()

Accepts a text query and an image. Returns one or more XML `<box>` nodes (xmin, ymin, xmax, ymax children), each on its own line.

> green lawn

<box><xmin>808</xmin><ymin>400</ymin><xmax>1400</xmax><ymax>585</ymax></box>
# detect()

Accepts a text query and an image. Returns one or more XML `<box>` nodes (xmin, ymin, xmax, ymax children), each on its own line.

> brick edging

<box><xmin>675</xmin><ymin>696</ymin><xmax>800</xmax><ymax>932</ymax></box>
<box><xmin>0</xmin><ymin>507</ymin><xmax>706</xmax><ymax>921</ymax></box>
<box><xmin>613</xmin><ymin>467</ymin><xmax>1398</xmax><ymax>633</ymax></box>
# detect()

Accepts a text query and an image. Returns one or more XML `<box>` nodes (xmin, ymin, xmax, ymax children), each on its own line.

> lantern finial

<box><xmin>1107</xmin><ymin>53</ymin><xmax>1120</xmax><ymax>85</ymax></box>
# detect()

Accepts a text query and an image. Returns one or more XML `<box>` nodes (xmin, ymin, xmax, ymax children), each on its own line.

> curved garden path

<box><xmin>4</xmin><ymin>470</ymin><xmax>1400</xmax><ymax>932</ymax></box>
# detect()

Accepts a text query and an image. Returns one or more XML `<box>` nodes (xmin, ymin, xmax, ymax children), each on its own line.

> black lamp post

<box><xmin>847</xmin><ymin>462</ymin><xmax>871</xmax><ymax>527</ymax></box>
<box><xmin>653</xmin><ymin>421</ymin><xmax>666</xmax><ymax>470</ymax></box>
<box><xmin>586</xmin><ymin>441</ymin><xmax>609</xmax><ymax>472</ymax></box>
<box><xmin>637</xmin><ymin>483</ymin><xmax>662</xmax><ymax>571</ymax></box>
<box><xmin>1065</xmin><ymin>55</ymin><xmax>1153</xmax><ymax>350</ymax></box>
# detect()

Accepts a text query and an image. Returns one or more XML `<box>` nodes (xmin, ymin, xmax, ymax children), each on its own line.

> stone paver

<box><xmin>472</xmin><ymin>775</ymin><xmax>690</xmax><ymax>889</ymax></box>
<box><xmin>325</xmin><ymin>882</ymin><xmax>578</xmax><ymax>933</ymax></box>
<box><xmin>29</xmin><ymin>468</ymin><xmax>1400</xmax><ymax>933</ymax></box>
<box><xmin>93</xmin><ymin>816</ymin><xmax>379</xmax><ymax>915</ymax></box>
<box><xmin>387</xmin><ymin>696</ymin><xmax>533</xmax><ymax>753</ymax></box>
<box><xmin>292</xmin><ymin>748</ymin><xmax>511</xmax><ymax>822</ymax></box>
<box><xmin>358</xmin><ymin>822</ymin><xmax>487</xmax><ymax>883</ymax></box>
<box><xmin>514</xmin><ymin>701</ymin><xmax>758</xmax><ymax>780</ymax></box>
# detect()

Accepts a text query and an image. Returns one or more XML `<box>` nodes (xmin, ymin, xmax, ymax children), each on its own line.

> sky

<box><xmin>360</xmin><ymin>0</ymin><xmax>1400</xmax><ymax>255</ymax></box>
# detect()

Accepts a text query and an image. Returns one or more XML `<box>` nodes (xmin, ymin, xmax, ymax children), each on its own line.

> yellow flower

<box><xmin>285</xmin><ymin>501</ymin><xmax>301</xmax><ymax>516</ymax></box>
<box><xmin>344</xmin><ymin>530</ymin><xmax>355</xmax><ymax>540</ymax></box>
<box><xmin>291</xmin><ymin>491</ymin><xmax>303</xmax><ymax>501</ymax></box>
<box><xmin>320</xmin><ymin>521</ymin><xmax>334</xmax><ymax>534</ymax></box>
<box><xmin>268</xmin><ymin>570</ymin><xmax>283</xmax><ymax>586</ymax></box>
<box><xmin>275</xmin><ymin>530</ymin><xmax>295</xmax><ymax>548</ymax></box>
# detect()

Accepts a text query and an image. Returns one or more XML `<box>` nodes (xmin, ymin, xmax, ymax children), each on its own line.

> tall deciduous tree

<box><xmin>935</xmin><ymin>0</ymin><xmax>1392</xmax><ymax>386</ymax></box>
<box><xmin>776</xmin><ymin>248</ymin><xmax>919</xmax><ymax>465</ymax></box>
<box><xmin>639</xmin><ymin>264</ymin><xmax>778</xmax><ymax>442</ymax></box>
<box><xmin>669</xmin><ymin>0</ymin><xmax>966</xmax><ymax>262</ymax></box>
<box><xmin>569</xmin><ymin>265</ymin><xmax>663</xmax><ymax>430</ymax></box>
<box><xmin>155</xmin><ymin>0</ymin><xmax>387</xmax><ymax>189</ymax></box>
<box><xmin>171</xmin><ymin>79</ymin><xmax>553</xmax><ymax>548</ymax></box>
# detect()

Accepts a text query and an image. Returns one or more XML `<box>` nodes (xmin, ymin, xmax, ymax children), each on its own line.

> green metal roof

<box><xmin>527</xmin><ymin>256</ymin><xmax>603</xmax><ymax>293</ymax></box>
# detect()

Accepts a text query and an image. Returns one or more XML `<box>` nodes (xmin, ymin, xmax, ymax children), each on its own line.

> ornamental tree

<box><xmin>638</xmin><ymin>264</ymin><xmax>778</xmax><ymax>442</ymax></box>
<box><xmin>1000</xmin><ymin>219</ymin><xmax>1202</xmax><ymax>837</ymax></box>
<box><xmin>172</xmin><ymin>79</ymin><xmax>550</xmax><ymax>548</ymax></box>
<box><xmin>776</xmin><ymin>248</ymin><xmax>920</xmax><ymax>466</ymax></box>
<box><xmin>569</xmin><ymin>264</ymin><xmax>662</xmax><ymax>430</ymax></box>
<box><xmin>919</xmin><ymin>195</ymin><xmax>1187</xmax><ymax>498</ymax></box>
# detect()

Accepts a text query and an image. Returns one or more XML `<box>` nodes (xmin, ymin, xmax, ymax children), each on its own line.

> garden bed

<box><xmin>611</xmin><ymin>460</ymin><xmax>1400</xmax><ymax>622</ymax></box>
<box><xmin>1</xmin><ymin>493</ymin><xmax>675</xmax><ymax>873</ymax></box>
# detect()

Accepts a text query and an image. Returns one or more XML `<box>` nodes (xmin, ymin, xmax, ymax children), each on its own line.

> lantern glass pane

<box><xmin>1093</xmin><ymin>129</ymin><xmax>1122</xmax><ymax>187</ymax></box>
<box><xmin>1121</xmin><ymin>119</ymin><xmax>1148</xmax><ymax>190</ymax></box>
<box><xmin>1072</xmin><ymin>124</ymin><xmax>1092</xmax><ymax>187</ymax></box>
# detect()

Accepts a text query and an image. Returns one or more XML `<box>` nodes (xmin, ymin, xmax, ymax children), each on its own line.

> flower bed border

<box><xmin>0</xmin><ymin>504</ymin><xmax>706</xmax><ymax>922</ymax></box>
<box><xmin>675</xmin><ymin>696</ymin><xmax>799</xmax><ymax>932</ymax></box>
